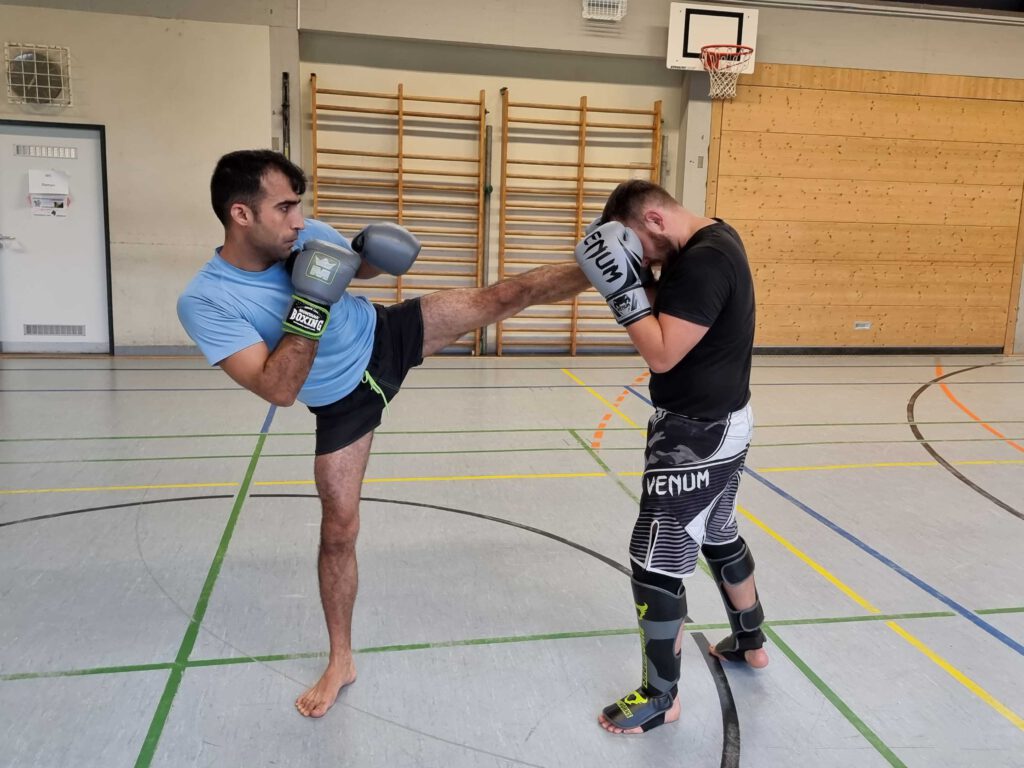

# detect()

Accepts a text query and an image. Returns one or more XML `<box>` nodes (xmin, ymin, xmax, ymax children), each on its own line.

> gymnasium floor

<box><xmin>1</xmin><ymin>353</ymin><xmax>1022</xmax><ymax>768</ymax></box>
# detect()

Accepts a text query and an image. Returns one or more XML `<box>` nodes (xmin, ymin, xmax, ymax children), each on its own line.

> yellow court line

<box><xmin>885</xmin><ymin>621</ymin><xmax>1024</xmax><ymax>729</ymax></box>
<box><xmin>6</xmin><ymin>459</ymin><xmax>1024</xmax><ymax>496</ymax></box>
<box><xmin>738</xmin><ymin>504</ymin><xmax>1024</xmax><ymax>731</ymax></box>
<box><xmin>561</xmin><ymin>368</ymin><xmax>642</xmax><ymax>429</ymax></box>
<box><xmin>739</xmin><ymin>505</ymin><xmax>880</xmax><ymax>613</ymax></box>
<box><xmin>256</xmin><ymin>473</ymin><xmax>607</xmax><ymax>487</ymax></box>
<box><xmin>755</xmin><ymin>458</ymin><xmax>1024</xmax><ymax>473</ymax></box>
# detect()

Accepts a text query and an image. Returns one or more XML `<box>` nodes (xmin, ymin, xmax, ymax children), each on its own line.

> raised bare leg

<box><xmin>419</xmin><ymin>262</ymin><xmax>589</xmax><ymax>356</ymax></box>
<box><xmin>295</xmin><ymin>430</ymin><xmax>374</xmax><ymax>718</ymax></box>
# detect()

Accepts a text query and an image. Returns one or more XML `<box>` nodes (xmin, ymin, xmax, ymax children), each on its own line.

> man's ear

<box><xmin>229</xmin><ymin>202</ymin><xmax>253</xmax><ymax>228</ymax></box>
<box><xmin>641</xmin><ymin>207</ymin><xmax>666</xmax><ymax>233</ymax></box>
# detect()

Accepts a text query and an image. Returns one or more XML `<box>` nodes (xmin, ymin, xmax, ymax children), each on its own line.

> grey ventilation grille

<box><xmin>15</xmin><ymin>144</ymin><xmax>77</xmax><ymax>159</ymax></box>
<box><xmin>5</xmin><ymin>43</ymin><xmax>72</xmax><ymax>107</ymax></box>
<box><xmin>24</xmin><ymin>324</ymin><xmax>85</xmax><ymax>336</ymax></box>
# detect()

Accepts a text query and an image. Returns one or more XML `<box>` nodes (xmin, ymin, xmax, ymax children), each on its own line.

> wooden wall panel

<box><xmin>752</xmin><ymin>262</ymin><xmax>1013</xmax><ymax>307</ymax></box>
<box><xmin>724</xmin><ymin>87</ymin><xmax>1024</xmax><ymax>143</ymax></box>
<box><xmin>720</xmin><ymin>132</ymin><xmax>1024</xmax><ymax>186</ymax></box>
<box><xmin>743</xmin><ymin>63</ymin><xmax>1024</xmax><ymax>101</ymax></box>
<box><xmin>709</xmin><ymin>63</ymin><xmax>1024</xmax><ymax>350</ymax></box>
<box><xmin>735</xmin><ymin>221</ymin><xmax>1017</xmax><ymax>263</ymax></box>
<box><xmin>756</xmin><ymin>305</ymin><xmax>1007</xmax><ymax>346</ymax></box>
<box><xmin>718</xmin><ymin>178</ymin><xmax>1021</xmax><ymax>227</ymax></box>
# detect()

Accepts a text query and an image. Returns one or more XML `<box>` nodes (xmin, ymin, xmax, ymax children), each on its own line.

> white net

<box><xmin>701</xmin><ymin>45</ymin><xmax>753</xmax><ymax>100</ymax></box>
<box><xmin>582</xmin><ymin>0</ymin><xmax>627</xmax><ymax>22</ymax></box>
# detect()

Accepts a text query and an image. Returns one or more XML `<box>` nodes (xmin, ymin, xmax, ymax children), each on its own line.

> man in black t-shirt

<box><xmin>574</xmin><ymin>180</ymin><xmax>768</xmax><ymax>735</ymax></box>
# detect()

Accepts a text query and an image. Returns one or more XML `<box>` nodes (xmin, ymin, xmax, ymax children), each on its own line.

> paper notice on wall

<box><xmin>29</xmin><ymin>169</ymin><xmax>71</xmax><ymax>217</ymax></box>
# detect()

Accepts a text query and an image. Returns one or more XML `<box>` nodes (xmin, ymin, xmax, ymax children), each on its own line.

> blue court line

<box><xmin>260</xmin><ymin>405</ymin><xmax>277</xmax><ymax>434</ymax></box>
<box><xmin>745</xmin><ymin>468</ymin><xmax>1024</xmax><ymax>657</ymax></box>
<box><xmin>624</xmin><ymin>383</ymin><xmax>1024</xmax><ymax>657</ymax></box>
<box><xmin>626</xmin><ymin>385</ymin><xmax>648</xmax><ymax>404</ymax></box>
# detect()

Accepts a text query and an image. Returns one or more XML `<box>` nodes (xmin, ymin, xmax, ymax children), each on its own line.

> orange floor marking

<box><xmin>936</xmin><ymin>364</ymin><xmax>1024</xmax><ymax>454</ymax></box>
<box><xmin>591</xmin><ymin>371</ymin><xmax>650</xmax><ymax>449</ymax></box>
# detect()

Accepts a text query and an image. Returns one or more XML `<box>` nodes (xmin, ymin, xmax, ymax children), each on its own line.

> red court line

<box><xmin>591</xmin><ymin>371</ymin><xmax>650</xmax><ymax>448</ymax></box>
<box><xmin>936</xmin><ymin>364</ymin><xmax>1024</xmax><ymax>454</ymax></box>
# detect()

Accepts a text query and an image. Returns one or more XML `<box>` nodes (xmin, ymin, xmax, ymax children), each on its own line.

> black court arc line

<box><xmin>906</xmin><ymin>364</ymin><xmax>1023</xmax><ymax>522</ymax></box>
<box><xmin>0</xmin><ymin>492</ymin><xmax>740</xmax><ymax>767</ymax></box>
<box><xmin>694</xmin><ymin>633</ymin><xmax>741</xmax><ymax>768</ymax></box>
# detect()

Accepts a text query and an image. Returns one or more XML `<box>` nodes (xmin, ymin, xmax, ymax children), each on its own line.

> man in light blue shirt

<box><xmin>178</xmin><ymin>150</ymin><xmax>590</xmax><ymax>718</ymax></box>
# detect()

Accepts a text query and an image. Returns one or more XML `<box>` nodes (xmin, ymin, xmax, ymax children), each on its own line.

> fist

<box><xmin>574</xmin><ymin>221</ymin><xmax>652</xmax><ymax>327</ymax></box>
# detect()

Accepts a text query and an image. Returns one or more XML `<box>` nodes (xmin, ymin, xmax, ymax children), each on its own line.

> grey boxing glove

<box><xmin>574</xmin><ymin>221</ymin><xmax>652</xmax><ymax>327</ymax></box>
<box><xmin>282</xmin><ymin>239</ymin><xmax>361</xmax><ymax>340</ymax></box>
<box><xmin>352</xmin><ymin>222</ymin><xmax>421</xmax><ymax>276</ymax></box>
<box><xmin>585</xmin><ymin>216</ymin><xmax>655</xmax><ymax>287</ymax></box>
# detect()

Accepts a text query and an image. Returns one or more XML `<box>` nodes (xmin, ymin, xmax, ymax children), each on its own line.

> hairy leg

<box><xmin>295</xmin><ymin>431</ymin><xmax>374</xmax><ymax>718</ymax></box>
<box><xmin>419</xmin><ymin>262</ymin><xmax>589</xmax><ymax>356</ymax></box>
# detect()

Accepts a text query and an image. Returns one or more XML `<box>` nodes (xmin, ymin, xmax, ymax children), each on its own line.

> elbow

<box><xmin>646</xmin><ymin>351</ymin><xmax>688</xmax><ymax>374</ymax></box>
<box><xmin>264</xmin><ymin>391</ymin><xmax>296</xmax><ymax>408</ymax></box>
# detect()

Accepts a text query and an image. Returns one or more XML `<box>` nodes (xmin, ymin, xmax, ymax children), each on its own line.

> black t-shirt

<box><xmin>648</xmin><ymin>219</ymin><xmax>754</xmax><ymax>419</ymax></box>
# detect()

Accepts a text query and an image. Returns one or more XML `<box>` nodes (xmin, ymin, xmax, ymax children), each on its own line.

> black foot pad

<box><xmin>601</xmin><ymin>688</ymin><xmax>675</xmax><ymax>733</ymax></box>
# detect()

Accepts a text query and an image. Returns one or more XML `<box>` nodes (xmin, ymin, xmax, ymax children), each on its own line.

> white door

<box><xmin>0</xmin><ymin>121</ymin><xmax>110</xmax><ymax>353</ymax></box>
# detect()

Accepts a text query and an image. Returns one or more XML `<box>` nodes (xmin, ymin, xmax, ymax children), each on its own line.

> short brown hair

<box><xmin>210</xmin><ymin>149</ymin><xmax>306</xmax><ymax>226</ymax></box>
<box><xmin>598</xmin><ymin>180</ymin><xmax>676</xmax><ymax>226</ymax></box>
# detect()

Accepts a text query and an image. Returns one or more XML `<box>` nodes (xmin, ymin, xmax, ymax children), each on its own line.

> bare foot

<box><xmin>295</xmin><ymin>660</ymin><xmax>357</xmax><ymax>718</ymax></box>
<box><xmin>709</xmin><ymin>645</ymin><xmax>769</xmax><ymax>668</ymax></box>
<box><xmin>597</xmin><ymin>694</ymin><xmax>681</xmax><ymax>734</ymax></box>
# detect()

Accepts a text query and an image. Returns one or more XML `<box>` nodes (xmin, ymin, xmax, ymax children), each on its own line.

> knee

<box><xmin>486</xmin><ymin>279</ymin><xmax>529</xmax><ymax>314</ymax></box>
<box><xmin>320</xmin><ymin>502</ymin><xmax>359</xmax><ymax>551</ymax></box>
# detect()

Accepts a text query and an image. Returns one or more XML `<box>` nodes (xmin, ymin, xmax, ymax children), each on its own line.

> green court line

<box><xmin>3</xmin><ymin>606</ymin><xmax>1019</xmax><ymax>684</ymax></box>
<box><xmin>764</xmin><ymin>626</ymin><xmax>907</xmax><ymax>768</ymax></box>
<box><xmin>569</xmin><ymin>429</ymin><xmax>639</xmax><ymax>503</ymax></box>
<box><xmin>0</xmin><ymin>432</ymin><xmax>265</xmax><ymax>443</ymax></box>
<box><xmin>569</xmin><ymin>428</ymin><xmax>718</xmax><ymax>579</ymax></box>
<box><xmin>0</xmin><ymin>447</ymin><xmax>589</xmax><ymax>465</ymax></box>
<box><xmin>0</xmin><ymin>662</ymin><xmax>174</xmax><ymax>682</ymax></box>
<box><xmin>766</xmin><ymin>610</ymin><xmax>954</xmax><ymax>627</ymax></box>
<box><xmin>977</xmin><ymin>606</ymin><xmax>1024</xmax><ymax>616</ymax></box>
<box><xmin>133</xmin><ymin>429</ymin><xmax>268</xmax><ymax>768</ymax></box>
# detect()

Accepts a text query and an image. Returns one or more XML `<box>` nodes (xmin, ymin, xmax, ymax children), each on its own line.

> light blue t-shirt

<box><xmin>177</xmin><ymin>219</ymin><xmax>376</xmax><ymax>407</ymax></box>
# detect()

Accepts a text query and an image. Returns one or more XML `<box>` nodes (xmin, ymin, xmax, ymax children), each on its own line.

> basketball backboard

<box><xmin>666</xmin><ymin>2</ymin><xmax>758</xmax><ymax>72</ymax></box>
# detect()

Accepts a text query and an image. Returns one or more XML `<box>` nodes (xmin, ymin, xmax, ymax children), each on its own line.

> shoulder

<box><xmin>179</xmin><ymin>257</ymin><xmax>223</xmax><ymax>302</ymax></box>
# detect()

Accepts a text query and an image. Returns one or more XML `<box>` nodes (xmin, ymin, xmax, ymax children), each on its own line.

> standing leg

<box><xmin>703</xmin><ymin>538</ymin><xmax>769</xmax><ymax>668</ymax></box>
<box><xmin>419</xmin><ymin>263</ymin><xmax>589</xmax><ymax>356</ymax></box>
<box><xmin>295</xmin><ymin>430</ymin><xmax>374</xmax><ymax>718</ymax></box>
<box><xmin>598</xmin><ymin>567</ymin><xmax>687</xmax><ymax>734</ymax></box>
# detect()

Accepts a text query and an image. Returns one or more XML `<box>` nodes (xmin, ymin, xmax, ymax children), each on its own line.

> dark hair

<box><xmin>210</xmin><ymin>149</ymin><xmax>307</xmax><ymax>225</ymax></box>
<box><xmin>599</xmin><ymin>179</ymin><xmax>677</xmax><ymax>226</ymax></box>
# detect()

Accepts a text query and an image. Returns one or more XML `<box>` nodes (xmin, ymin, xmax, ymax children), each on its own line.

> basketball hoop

<box><xmin>700</xmin><ymin>44</ymin><xmax>753</xmax><ymax>100</ymax></box>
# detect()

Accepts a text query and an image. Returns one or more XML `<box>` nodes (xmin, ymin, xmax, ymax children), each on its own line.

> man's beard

<box><xmin>648</xmin><ymin>231</ymin><xmax>677</xmax><ymax>263</ymax></box>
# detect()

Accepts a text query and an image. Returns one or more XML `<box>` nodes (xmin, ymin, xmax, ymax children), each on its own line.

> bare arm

<box><xmin>625</xmin><ymin>312</ymin><xmax>709</xmax><ymax>374</ymax></box>
<box><xmin>219</xmin><ymin>334</ymin><xmax>317</xmax><ymax>407</ymax></box>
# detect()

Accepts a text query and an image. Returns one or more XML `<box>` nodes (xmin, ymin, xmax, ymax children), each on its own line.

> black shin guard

<box><xmin>602</xmin><ymin>575</ymin><xmax>687</xmax><ymax>732</ymax></box>
<box><xmin>702</xmin><ymin>538</ymin><xmax>765</xmax><ymax>662</ymax></box>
